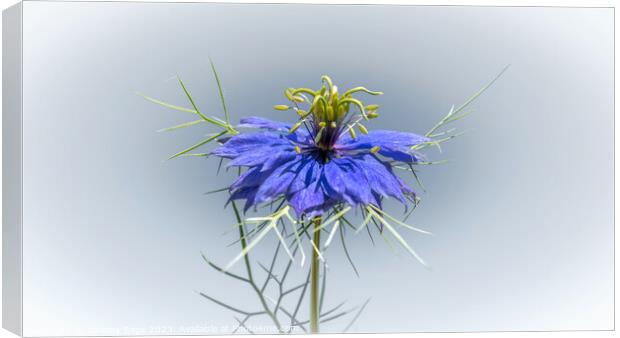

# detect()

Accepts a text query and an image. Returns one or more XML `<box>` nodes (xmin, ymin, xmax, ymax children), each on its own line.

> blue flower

<box><xmin>212</xmin><ymin>115</ymin><xmax>430</xmax><ymax>218</ymax></box>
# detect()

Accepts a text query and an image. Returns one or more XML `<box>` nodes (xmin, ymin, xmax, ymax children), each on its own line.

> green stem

<box><xmin>310</xmin><ymin>217</ymin><xmax>322</xmax><ymax>333</ymax></box>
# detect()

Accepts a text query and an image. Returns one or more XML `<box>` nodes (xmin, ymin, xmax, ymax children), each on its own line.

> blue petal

<box><xmin>215</xmin><ymin>123</ymin><xmax>420</xmax><ymax>217</ymax></box>
<box><xmin>253</xmin><ymin>158</ymin><xmax>303</xmax><ymax>205</ymax></box>
<box><xmin>228</xmin><ymin>186</ymin><xmax>259</xmax><ymax>212</ymax></box>
<box><xmin>351</xmin><ymin>154</ymin><xmax>407</xmax><ymax>204</ymax></box>
<box><xmin>227</xmin><ymin>145</ymin><xmax>295</xmax><ymax>170</ymax></box>
<box><xmin>230</xmin><ymin>167</ymin><xmax>266</xmax><ymax>190</ymax></box>
<box><xmin>328</xmin><ymin>157</ymin><xmax>377</xmax><ymax>206</ymax></box>
<box><xmin>320</xmin><ymin>158</ymin><xmax>354</xmax><ymax>205</ymax></box>
<box><xmin>286</xmin><ymin>156</ymin><xmax>320</xmax><ymax>196</ymax></box>
<box><xmin>237</xmin><ymin>116</ymin><xmax>310</xmax><ymax>143</ymax></box>
<box><xmin>289</xmin><ymin>180</ymin><xmax>326</xmax><ymax>217</ymax></box>
<box><xmin>237</xmin><ymin>116</ymin><xmax>291</xmax><ymax>132</ymax></box>
<box><xmin>211</xmin><ymin>132</ymin><xmax>290</xmax><ymax>159</ymax></box>
<box><xmin>337</xmin><ymin>130</ymin><xmax>429</xmax><ymax>163</ymax></box>
<box><xmin>302</xmin><ymin>201</ymin><xmax>338</xmax><ymax>219</ymax></box>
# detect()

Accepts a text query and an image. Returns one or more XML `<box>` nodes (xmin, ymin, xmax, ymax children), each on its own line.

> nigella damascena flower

<box><xmin>211</xmin><ymin>77</ymin><xmax>430</xmax><ymax>218</ymax></box>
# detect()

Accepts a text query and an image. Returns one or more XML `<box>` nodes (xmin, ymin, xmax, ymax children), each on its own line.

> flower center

<box><xmin>277</xmin><ymin>75</ymin><xmax>384</xmax><ymax>158</ymax></box>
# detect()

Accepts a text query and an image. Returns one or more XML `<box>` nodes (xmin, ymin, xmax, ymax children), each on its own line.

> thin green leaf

<box><xmin>292</xmin><ymin>221</ymin><xmax>306</xmax><ymax>267</ymax></box>
<box><xmin>210</xmin><ymin>59</ymin><xmax>231</xmax><ymax>125</ymax></box>
<box><xmin>233</xmin><ymin>316</ymin><xmax>255</xmax><ymax>335</ymax></box>
<box><xmin>225</xmin><ymin>220</ymin><xmax>275</xmax><ymax>271</ymax></box>
<box><xmin>177</xmin><ymin>76</ymin><xmax>228</xmax><ymax>129</ymax></box>
<box><xmin>424</xmin><ymin>65</ymin><xmax>509</xmax><ymax>137</ymax></box>
<box><xmin>323</xmin><ymin>220</ymin><xmax>340</xmax><ymax>248</ymax></box>
<box><xmin>201</xmin><ymin>252</ymin><xmax>249</xmax><ymax>283</ymax></box>
<box><xmin>339</xmin><ymin>221</ymin><xmax>360</xmax><ymax>277</ymax></box>
<box><xmin>343</xmin><ymin>299</ymin><xmax>371</xmax><ymax>333</ymax></box>
<box><xmin>453</xmin><ymin>64</ymin><xmax>510</xmax><ymax>115</ymax></box>
<box><xmin>369</xmin><ymin>208</ymin><xmax>428</xmax><ymax>267</ymax></box>
<box><xmin>355</xmin><ymin>212</ymin><xmax>373</xmax><ymax>234</ymax></box>
<box><xmin>198</xmin><ymin>292</ymin><xmax>257</xmax><ymax>316</ymax></box>
<box><xmin>320</xmin><ymin>301</ymin><xmax>347</xmax><ymax>318</ymax></box>
<box><xmin>178</xmin><ymin>153</ymin><xmax>209</xmax><ymax>157</ymax></box>
<box><xmin>369</xmin><ymin>205</ymin><xmax>432</xmax><ymax>235</ymax></box>
<box><xmin>315</xmin><ymin>206</ymin><xmax>351</xmax><ymax>232</ymax></box>
<box><xmin>137</xmin><ymin>92</ymin><xmax>196</xmax><ymax>114</ymax></box>
<box><xmin>273</xmin><ymin>223</ymin><xmax>295</xmax><ymax>264</ymax></box>
<box><xmin>168</xmin><ymin>130</ymin><xmax>226</xmax><ymax>159</ymax></box>
<box><xmin>204</xmin><ymin>187</ymin><xmax>229</xmax><ymax>195</ymax></box>
<box><xmin>157</xmin><ymin>119</ymin><xmax>204</xmax><ymax>132</ymax></box>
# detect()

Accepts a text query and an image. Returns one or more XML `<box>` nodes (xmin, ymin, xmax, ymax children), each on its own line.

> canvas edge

<box><xmin>2</xmin><ymin>2</ymin><xmax>23</xmax><ymax>337</ymax></box>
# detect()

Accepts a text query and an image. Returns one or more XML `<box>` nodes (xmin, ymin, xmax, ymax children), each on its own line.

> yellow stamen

<box><xmin>274</xmin><ymin>105</ymin><xmax>290</xmax><ymax>111</ymax></box>
<box><xmin>285</xmin><ymin>88</ymin><xmax>294</xmax><ymax>101</ymax></box>
<box><xmin>289</xmin><ymin>121</ymin><xmax>303</xmax><ymax>134</ymax></box>
<box><xmin>314</xmin><ymin>127</ymin><xmax>325</xmax><ymax>143</ymax></box>
<box><xmin>357</xmin><ymin>124</ymin><xmax>369</xmax><ymax>135</ymax></box>
<box><xmin>370</xmin><ymin>145</ymin><xmax>381</xmax><ymax>153</ymax></box>
<box><xmin>294</xmin><ymin>145</ymin><xmax>301</xmax><ymax>154</ymax></box>
<box><xmin>367</xmin><ymin>111</ymin><xmax>379</xmax><ymax>119</ymax></box>
<box><xmin>348</xmin><ymin>125</ymin><xmax>357</xmax><ymax>140</ymax></box>
<box><xmin>326</xmin><ymin>106</ymin><xmax>335</xmax><ymax>121</ymax></box>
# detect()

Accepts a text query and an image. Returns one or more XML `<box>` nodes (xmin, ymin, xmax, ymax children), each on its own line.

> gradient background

<box><xmin>20</xmin><ymin>2</ymin><xmax>613</xmax><ymax>336</ymax></box>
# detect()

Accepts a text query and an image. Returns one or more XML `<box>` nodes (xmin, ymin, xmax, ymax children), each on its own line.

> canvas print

<box><xmin>140</xmin><ymin>64</ymin><xmax>507</xmax><ymax>334</ymax></box>
<box><xmin>2</xmin><ymin>1</ymin><xmax>614</xmax><ymax>337</ymax></box>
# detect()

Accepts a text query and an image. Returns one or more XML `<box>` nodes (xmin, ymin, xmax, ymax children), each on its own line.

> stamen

<box><xmin>277</xmin><ymin>77</ymin><xmax>384</xmax><ymax>150</ymax></box>
<box><xmin>288</xmin><ymin>121</ymin><xmax>303</xmax><ymax>134</ymax></box>
<box><xmin>274</xmin><ymin>105</ymin><xmax>290</xmax><ymax>111</ymax></box>
<box><xmin>295</xmin><ymin>108</ymin><xmax>309</xmax><ymax>117</ymax></box>
<box><xmin>348</xmin><ymin>125</ymin><xmax>357</xmax><ymax>140</ymax></box>
<box><xmin>314</xmin><ymin>127</ymin><xmax>325</xmax><ymax>144</ymax></box>
<box><xmin>294</xmin><ymin>145</ymin><xmax>301</xmax><ymax>154</ymax></box>
<box><xmin>357</xmin><ymin>124</ymin><xmax>369</xmax><ymax>135</ymax></box>
<box><xmin>326</xmin><ymin>106</ymin><xmax>335</xmax><ymax>120</ymax></box>
<box><xmin>284</xmin><ymin>88</ymin><xmax>294</xmax><ymax>101</ymax></box>
<box><xmin>370</xmin><ymin>145</ymin><xmax>381</xmax><ymax>153</ymax></box>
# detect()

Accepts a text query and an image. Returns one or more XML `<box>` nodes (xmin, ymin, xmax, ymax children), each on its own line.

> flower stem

<box><xmin>310</xmin><ymin>217</ymin><xmax>322</xmax><ymax>333</ymax></box>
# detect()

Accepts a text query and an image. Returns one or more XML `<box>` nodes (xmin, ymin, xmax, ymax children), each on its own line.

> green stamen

<box><xmin>357</xmin><ymin>124</ymin><xmax>369</xmax><ymax>135</ymax></box>
<box><xmin>348</xmin><ymin>125</ymin><xmax>357</xmax><ymax>140</ymax></box>
<box><xmin>289</xmin><ymin>121</ymin><xmax>303</xmax><ymax>134</ymax></box>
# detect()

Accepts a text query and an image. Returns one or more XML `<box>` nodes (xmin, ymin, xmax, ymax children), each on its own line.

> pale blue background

<box><xmin>20</xmin><ymin>2</ymin><xmax>613</xmax><ymax>335</ymax></box>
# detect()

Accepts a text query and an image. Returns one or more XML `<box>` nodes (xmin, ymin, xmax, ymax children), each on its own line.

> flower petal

<box><xmin>253</xmin><ymin>158</ymin><xmax>303</xmax><ymax>205</ymax></box>
<box><xmin>337</xmin><ymin>130</ymin><xmax>429</xmax><ymax>163</ymax></box>
<box><xmin>289</xmin><ymin>180</ymin><xmax>326</xmax><ymax>217</ymax></box>
<box><xmin>237</xmin><ymin>116</ymin><xmax>291</xmax><ymax>132</ymax></box>
<box><xmin>330</xmin><ymin>157</ymin><xmax>377</xmax><ymax>206</ymax></box>
<box><xmin>211</xmin><ymin>132</ymin><xmax>290</xmax><ymax>159</ymax></box>
<box><xmin>237</xmin><ymin>116</ymin><xmax>310</xmax><ymax>143</ymax></box>
<box><xmin>353</xmin><ymin>154</ymin><xmax>408</xmax><ymax>204</ymax></box>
